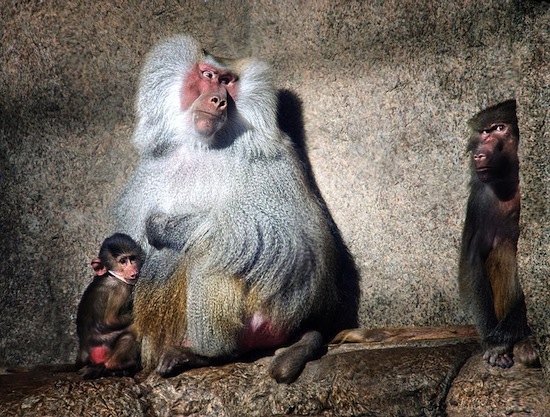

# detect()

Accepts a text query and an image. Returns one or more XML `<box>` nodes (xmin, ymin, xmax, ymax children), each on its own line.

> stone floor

<box><xmin>1</xmin><ymin>326</ymin><xmax>548</xmax><ymax>416</ymax></box>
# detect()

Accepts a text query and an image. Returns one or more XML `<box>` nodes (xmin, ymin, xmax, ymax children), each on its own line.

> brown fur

<box><xmin>134</xmin><ymin>266</ymin><xmax>188</xmax><ymax>369</ymax></box>
<box><xmin>486</xmin><ymin>240</ymin><xmax>520</xmax><ymax>321</ymax></box>
<box><xmin>331</xmin><ymin>325</ymin><xmax>479</xmax><ymax>345</ymax></box>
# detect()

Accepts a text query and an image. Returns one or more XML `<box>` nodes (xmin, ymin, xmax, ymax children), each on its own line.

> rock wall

<box><xmin>516</xmin><ymin>2</ymin><xmax>550</xmax><ymax>383</ymax></box>
<box><xmin>0</xmin><ymin>0</ymin><xmax>548</xmax><ymax>384</ymax></box>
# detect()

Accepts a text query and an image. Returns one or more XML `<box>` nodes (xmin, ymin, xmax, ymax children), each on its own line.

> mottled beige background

<box><xmin>0</xmin><ymin>0</ymin><xmax>548</xmax><ymax>382</ymax></box>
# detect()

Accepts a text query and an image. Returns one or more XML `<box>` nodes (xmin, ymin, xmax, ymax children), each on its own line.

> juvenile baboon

<box><xmin>458</xmin><ymin>99</ymin><xmax>539</xmax><ymax>368</ymax></box>
<box><xmin>76</xmin><ymin>233</ymin><xmax>144</xmax><ymax>379</ymax></box>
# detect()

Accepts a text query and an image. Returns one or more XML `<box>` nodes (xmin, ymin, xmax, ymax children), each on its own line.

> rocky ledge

<box><xmin>1</xmin><ymin>326</ymin><xmax>548</xmax><ymax>416</ymax></box>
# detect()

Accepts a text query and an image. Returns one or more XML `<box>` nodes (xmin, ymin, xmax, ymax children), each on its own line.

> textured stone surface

<box><xmin>0</xmin><ymin>1</ymin><xmax>548</xmax><ymax>393</ymax></box>
<box><xmin>515</xmin><ymin>1</ymin><xmax>550</xmax><ymax>386</ymax></box>
<box><xmin>1</xmin><ymin>340</ymin><xmax>548</xmax><ymax>417</ymax></box>
<box><xmin>0</xmin><ymin>341</ymin><xmax>477</xmax><ymax>417</ymax></box>
<box><xmin>447</xmin><ymin>354</ymin><xmax>550</xmax><ymax>417</ymax></box>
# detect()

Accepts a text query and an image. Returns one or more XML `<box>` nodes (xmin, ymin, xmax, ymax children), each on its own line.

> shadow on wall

<box><xmin>277</xmin><ymin>88</ymin><xmax>361</xmax><ymax>330</ymax></box>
